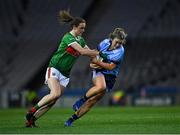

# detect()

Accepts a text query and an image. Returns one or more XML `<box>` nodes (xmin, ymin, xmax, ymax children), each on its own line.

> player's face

<box><xmin>111</xmin><ymin>38</ymin><xmax>121</xmax><ymax>49</ymax></box>
<box><xmin>74</xmin><ymin>23</ymin><xmax>86</xmax><ymax>36</ymax></box>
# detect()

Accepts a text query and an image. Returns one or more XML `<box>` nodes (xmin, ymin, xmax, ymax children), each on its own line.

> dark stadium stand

<box><xmin>0</xmin><ymin>0</ymin><xmax>94</xmax><ymax>91</ymax></box>
<box><xmin>138</xmin><ymin>0</ymin><xmax>180</xmax><ymax>37</ymax></box>
<box><xmin>0</xmin><ymin>0</ymin><xmax>180</xmax><ymax>96</ymax></box>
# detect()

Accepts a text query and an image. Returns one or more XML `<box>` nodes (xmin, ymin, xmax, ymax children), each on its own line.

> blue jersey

<box><xmin>97</xmin><ymin>39</ymin><xmax>125</xmax><ymax>77</ymax></box>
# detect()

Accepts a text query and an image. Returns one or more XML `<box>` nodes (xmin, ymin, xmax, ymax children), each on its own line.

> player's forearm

<box><xmin>80</xmin><ymin>49</ymin><xmax>99</xmax><ymax>57</ymax></box>
<box><xmin>71</xmin><ymin>43</ymin><xmax>99</xmax><ymax>57</ymax></box>
<box><xmin>96</xmin><ymin>61</ymin><xmax>115</xmax><ymax>70</ymax></box>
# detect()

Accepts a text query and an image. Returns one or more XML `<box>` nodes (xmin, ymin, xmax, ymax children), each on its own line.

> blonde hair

<box><xmin>109</xmin><ymin>27</ymin><xmax>127</xmax><ymax>44</ymax></box>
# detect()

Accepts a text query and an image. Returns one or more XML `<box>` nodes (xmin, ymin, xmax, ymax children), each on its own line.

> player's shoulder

<box><xmin>98</xmin><ymin>39</ymin><xmax>110</xmax><ymax>51</ymax></box>
<box><xmin>62</xmin><ymin>33</ymin><xmax>77</xmax><ymax>44</ymax></box>
<box><xmin>63</xmin><ymin>32</ymin><xmax>74</xmax><ymax>39</ymax></box>
<box><xmin>101</xmin><ymin>38</ymin><xmax>110</xmax><ymax>44</ymax></box>
<box><xmin>64</xmin><ymin>33</ymin><xmax>85</xmax><ymax>41</ymax></box>
<box><xmin>99</xmin><ymin>38</ymin><xmax>110</xmax><ymax>47</ymax></box>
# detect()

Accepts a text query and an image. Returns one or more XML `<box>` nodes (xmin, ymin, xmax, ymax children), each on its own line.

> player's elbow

<box><xmin>106</xmin><ymin>67</ymin><xmax>114</xmax><ymax>70</ymax></box>
<box><xmin>107</xmin><ymin>64</ymin><xmax>116</xmax><ymax>70</ymax></box>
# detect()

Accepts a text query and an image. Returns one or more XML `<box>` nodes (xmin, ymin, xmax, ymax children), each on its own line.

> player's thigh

<box><xmin>92</xmin><ymin>71</ymin><xmax>106</xmax><ymax>89</ymax></box>
<box><xmin>47</xmin><ymin>78</ymin><xmax>64</xmax><ymax>96</ymax></box>
<box><xmin>45</xmin><ymin>67</ymin><xmax>68</xmax><ymax>96</ymax></box>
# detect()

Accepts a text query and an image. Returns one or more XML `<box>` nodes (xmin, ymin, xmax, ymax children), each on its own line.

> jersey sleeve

<box><xmin>63</xmin><ymin>34</ymin><xmax>86</xmax><ymax>48</ymax></box>
<box><xmin>63</xmin><ymin>35</ymin><xmax>77</xmax><ymax>46</ymax></box>
<box><xmin>97</xmin><ymin>39</ymin><xmax>109</xmax><ymax>51</ymax></box>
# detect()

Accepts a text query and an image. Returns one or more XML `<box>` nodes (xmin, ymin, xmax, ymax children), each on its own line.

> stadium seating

<box><xmin>0</xmin><ymin>0</ymin><xmax>180</xmax><ymax>95</ymax></box>
<box><xmin>0</xmin><ymin>0</ymin><xmax>94</xmax><ymax>91</ymax></box>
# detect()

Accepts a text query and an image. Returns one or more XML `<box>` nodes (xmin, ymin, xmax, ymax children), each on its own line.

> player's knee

<box><xmin>96</xmin><ymin>84</ymin><xmax>106</xmax><ymax>92</ymax></box>
<box><xmin>50</xmin><ymin>93</ymin><xmax>61</xmax><ymax>100</ymax></box>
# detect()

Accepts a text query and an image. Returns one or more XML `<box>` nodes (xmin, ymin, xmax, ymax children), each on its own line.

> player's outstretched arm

<box><xmin>71</xmin><ymin>43</ymin><xmax>99</xmax><ymax>57</ymax></box>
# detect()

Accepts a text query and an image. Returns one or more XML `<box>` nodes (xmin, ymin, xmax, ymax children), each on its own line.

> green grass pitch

<box><xmin>0</xmin><ymin>106</ymin><xmax>180</xmax><ymax>134</ymax></box>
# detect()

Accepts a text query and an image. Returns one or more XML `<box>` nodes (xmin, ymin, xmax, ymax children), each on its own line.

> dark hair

<box><xmin>109</xmin><ymin>28</ymin><xmax>127</xmax><ymax>44</ymax></box>
<box><xmin>59</xmin><ymin>10</ymin><xmax>86</xmax><ymax>28</ymax></box>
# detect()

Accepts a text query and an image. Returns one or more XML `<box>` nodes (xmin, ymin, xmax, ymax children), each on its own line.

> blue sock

<box><xmin>67</xmin><ymin>114</ymin><xmax>79</xmax><ymax>123</ymax></box>
<box><xmin>71</xmin><ymin>114</ymin><xmax>79</xmax><ymax>121</ymax></box>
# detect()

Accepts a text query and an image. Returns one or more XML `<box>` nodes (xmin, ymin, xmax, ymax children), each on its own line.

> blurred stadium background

<box><xmin>0</xmin><ymin>0</ymin><xmax>180</xmax><ymax>108</ymax></box>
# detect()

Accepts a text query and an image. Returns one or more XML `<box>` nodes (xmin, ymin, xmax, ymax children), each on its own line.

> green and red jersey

<box><xmin>49</xmin><ymin>32</ymin><xmax>86</xmax><ymax>77</ymax></box>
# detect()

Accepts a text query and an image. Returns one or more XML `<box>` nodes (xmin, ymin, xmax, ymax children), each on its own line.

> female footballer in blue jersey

<box><xmin>64</xmin><ymin>27</ymin><xmax>127</xmax><ymax>126</ymax></box>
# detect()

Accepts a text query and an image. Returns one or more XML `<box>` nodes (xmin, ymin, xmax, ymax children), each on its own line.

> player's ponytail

<box><xmin>59</xmin><ymin>10</ymin><xmax>74</xmax><ymax>23</ymax></box>
<box><xmin>58</xmin><ymin>10</ymin><xmax>86</xmax><ymax>28</ymax></box>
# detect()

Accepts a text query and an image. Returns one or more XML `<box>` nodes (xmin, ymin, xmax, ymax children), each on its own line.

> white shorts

<box><xmin>92</xmin><ymin>70</ymin><xmax>104</xmax><ymax>79</ymax></box>
<box><xmin>45</xmin><ymin>67</ymin><xmax>70</xmax><ymax>87</ymax></box>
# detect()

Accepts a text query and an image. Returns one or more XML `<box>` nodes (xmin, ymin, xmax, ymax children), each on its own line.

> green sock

<box><xmin>34</xmin><ymin>105</ymin><xmax>40</xmax><ymax>110</ymax></box>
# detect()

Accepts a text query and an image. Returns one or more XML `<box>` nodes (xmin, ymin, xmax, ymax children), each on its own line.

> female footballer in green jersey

<box><xmin>25</xmin><ymin>10</ymin><xmax>99</xmax><ymax>127</ymax></box>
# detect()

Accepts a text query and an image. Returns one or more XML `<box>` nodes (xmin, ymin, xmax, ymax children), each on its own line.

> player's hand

<box><xmin>94</xmin><ymin>50</ymin><xmax>99</xmax><ymax>56</ymax></box>
<box><xmin>91</xmin><ymin>57</ymin><xmax>98</xmax><ymax>64</ymax></box>
<box><xmin>90</xmin><ymin>63</ymin><xmax>102</xmax><ymax>69</ymax></box>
